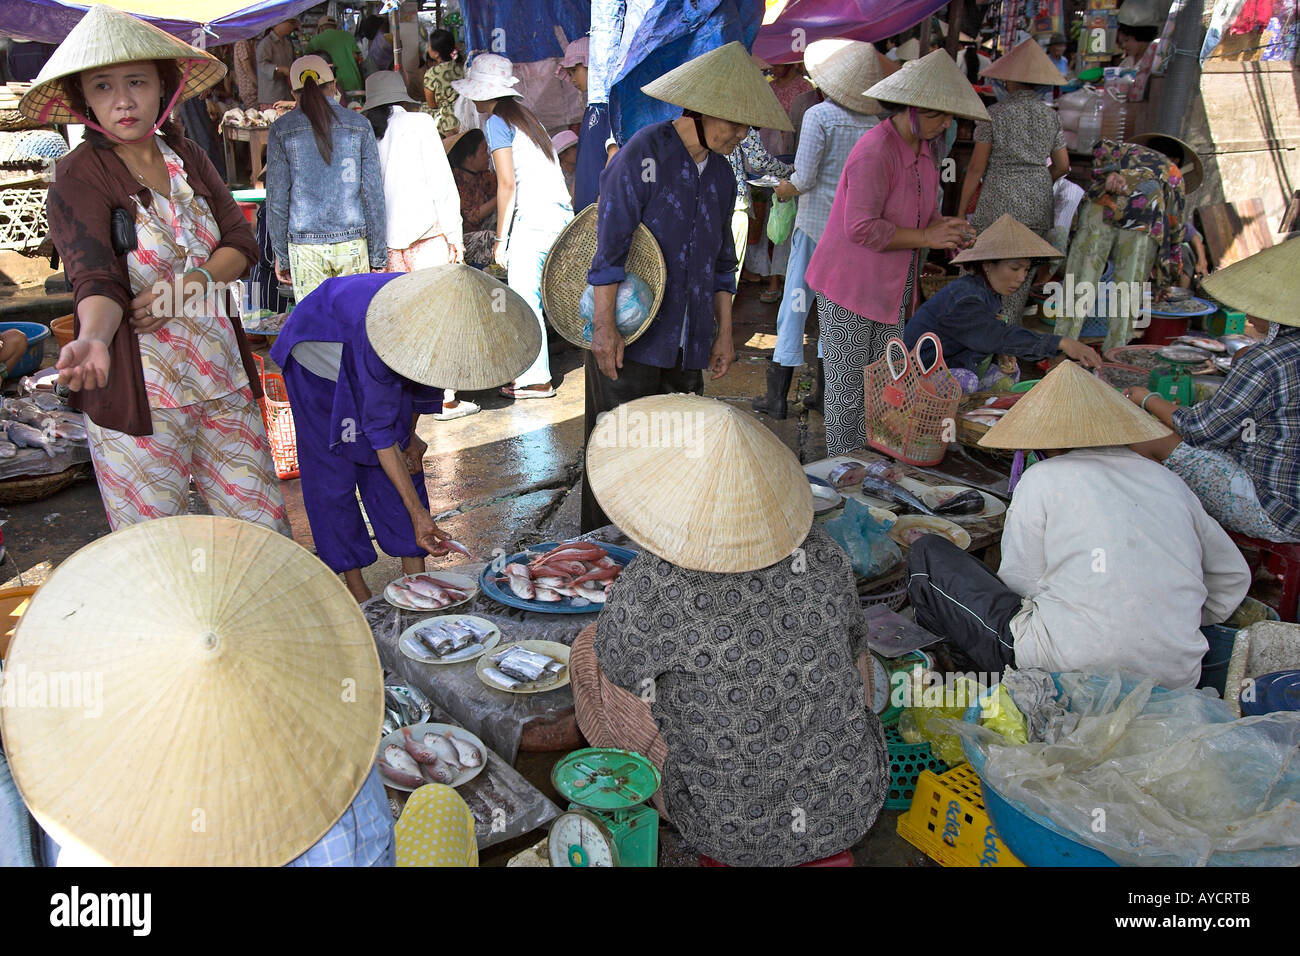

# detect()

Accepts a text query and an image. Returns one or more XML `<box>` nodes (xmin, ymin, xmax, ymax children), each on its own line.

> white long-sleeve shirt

<box><xmin>1000</xmin><ymin>446</ymin><xmax>1251</xmax><ymax>690</ymax></box>
<box><xmin>376</xmin><ymin>107</ymin><xmax>464</xmax><ymax>252</ymax></box>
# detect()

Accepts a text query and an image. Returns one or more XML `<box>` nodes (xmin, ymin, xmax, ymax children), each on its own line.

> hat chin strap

<box><xmin>40</xmin><ymin>60</ymin><xmax>194</xmax><ymax>145</ymax></box>
<box><xmin>690</xmin><ymin>113</ymin><xmax>715</xmax><ymax>154</ymax></box>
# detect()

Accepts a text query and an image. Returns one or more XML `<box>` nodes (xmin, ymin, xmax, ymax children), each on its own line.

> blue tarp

<box><xmin>0</xmin><ymin>0</ymin><xmax>322</xmax><ymax>46</ymax></box>
<box><xmin>607</xmin><ymin>0</ymin><xmax>763</xmax><ymax>143</ymax></box>
<box><xmin>462</xmin><ymin>0</ymin><xmax>590</xmax><ymax>62</ymax></box>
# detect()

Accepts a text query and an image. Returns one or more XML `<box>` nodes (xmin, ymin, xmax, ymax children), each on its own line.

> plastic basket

<box><xmin>864</xmin><ymin>333</ymin><xmax>962</xmax><ymax>467</ymax></box>
<box><xmin>0</xmin><ymin>320</ymin><xmax>49</xmax><ymax>378</ymax></box>
<box><xmin>896</xmin><ymin>765</ymin><xmax>1024</xmax><ymax>867</ymax></box>
<box><xmin>884</xmin><ymin>726</ymin><xmax>948</xmax><ymax>810</ymax></box>
<box><xmin>251</xmin><ymin>353</ymin><xmax>299</xmax><ymax>480</ymax></box>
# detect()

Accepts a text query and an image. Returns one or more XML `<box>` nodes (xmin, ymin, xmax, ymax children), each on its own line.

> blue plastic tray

<box><xmin>479</xmin><ymin>540</ymin><xmax>639</xmax><ymax>614</ymax></box>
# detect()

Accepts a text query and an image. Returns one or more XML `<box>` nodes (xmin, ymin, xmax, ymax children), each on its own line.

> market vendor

<box><xmin>906</xmin><ymin>360</ymin><xmax>1250</xmax><ymax>690</ymax></box>
<box><xmin>803</xmin><ymin>50</ymin><xmax>987</xmax><ymax>457</ymax></box>
<box><xmin>269</xmin><ymin>265</ymin><xmax>542</xmax><ymax>602</ymax></box>
<box><xmin>1123</xmin><ymin>239</ymin><xmax>1300</xmax><ymax>544</ymax></box>
<box><xmin>580</xmin><ymin>42</ymin><xmax>792</xmax><ymax>533</ymax></box>
<box><xmin>903</xmin><ymin>215</ymin><xmax>1101</xmax><ymax>393</ymax></box>
<box><xmin>572</xmin><ymin>393</ymin><xmax>889</xmax><ymax>867</ymax></box>
<box><xmin>0</xmin><ymin>328</ymin><xmax>28</xmax><ymax>382</ymax></box>
<box><xmin>1060</xmin><ymin>133</ymin><xmax>1201</xmax><ymax>353</ymax></box>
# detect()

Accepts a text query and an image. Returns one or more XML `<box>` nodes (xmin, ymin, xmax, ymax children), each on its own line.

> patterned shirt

<box><xmin>728</xmin><ymin>128</ymin><xmax>793</xmax><ymax>213</ymax></box>
<box><xmin>452</xmin><ymin>166</ymin><xmax>497</xmax><ymax>233</ymax></box>
<box><xmin>790</xmin><ymin>100</ymin><xmax>877</xmax><ymax>242</ymax></box>
<box><xmin>285</xmin><ymin>767</ymin><xmax>395</xmax><ymax>867</ymax></box>
<box><xmin>421</xmin><ymin>60</ymin><xmax>465</xmax><ymax>135</ymax></box>
<box><xmin>1084</xmin><ymin>139</ymin><xmax>1185</xmax><ymax>288</ymax></box>
<box><xmin>1172</xmin><ymin>325</ymin><xmax>1300</xmax><ymax>538</ymax></box>
<box><xmin>128</xmin><ymin>140</ymin><xmax>248</xmax><ymax>409</ymax></box>
<box><xmin>593</xmin><ymin>524</ymin><xmax>887</xmax><ymax>866</ymax></box>
<box><xmin>589</xmin><ymin>120</ymin><xmax>738</xmax><ymax>370</ymax></box>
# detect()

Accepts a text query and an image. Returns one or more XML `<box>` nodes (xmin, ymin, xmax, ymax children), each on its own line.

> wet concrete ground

<box><xmin>0</xmin><ymin>280</ymin><xmax>930</xmax><ymax>867</ymax></box>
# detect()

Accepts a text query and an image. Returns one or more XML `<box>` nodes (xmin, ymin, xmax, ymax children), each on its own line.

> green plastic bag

<box><xmin>767</xmin><ymin>196</ymin><xmax>795</xmax><ymax>245</ymax></box>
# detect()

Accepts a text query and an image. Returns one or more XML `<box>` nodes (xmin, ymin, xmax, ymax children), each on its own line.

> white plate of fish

<box><xmin>888</xmin><ymin>515</ymin><xmax>972</xmax><ymax>551</ymax></box>
<box><xmin>917</xmin><ymin>485</ymin><xmax>1006</xmax><ymax>522</ymax></box>
<box><xmin>384</xmin><ymin>571</ymin><xmax>479</xmax><ymax>612</ymax></box>
<box><xmin>475</xmin><ymin>640</ymin><xmax>570</xmax><ymax>694</ymax></box>
<box><xmin>376</xmin><ymin>722</ymin><xmax>487</xmax><ymax>791</ymax></box>
<box><xmin>812</xmin><ymin>458</ymin><xmax>941</xmax><ymax>516</ymax></box>
<box><xmin>1172</xmin><ymin>334</ymin><xmax>1225</xmax><ymax>353</ymax></box>
<box><xmin>399</xmin><ymin>615</ymin><xmax>501</xmax><ymax>665</ymax></box>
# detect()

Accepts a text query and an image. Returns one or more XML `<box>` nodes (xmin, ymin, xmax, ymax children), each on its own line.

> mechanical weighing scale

<box><xmin>1148</xmin><ymin>345</ymin><xmax>1209</xmax><ymax>406</ymax></box>
<box><xmin>548</xmin><ymin>747</ymin><xmax>661</xmax><ymax>867</ymax></box>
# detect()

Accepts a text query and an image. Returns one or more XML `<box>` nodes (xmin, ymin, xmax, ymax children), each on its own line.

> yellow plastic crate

<box><xmin>896</xmin><ymin>765</ymin><xmax>1024</xmax><ymax>867</ymax></box>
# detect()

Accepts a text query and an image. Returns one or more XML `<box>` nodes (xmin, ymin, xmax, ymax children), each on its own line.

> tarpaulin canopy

<box><xmin>753</xmin><ymin>0</ymin><xmax>951</xmax><ymax>63</ymax></box>
<box><xmin>462</xmin><ymin>0</ymin><xmax>589</xmax><ymax>63</ymax></box>
<box><xmin>0</xmin><ymin>0</ymin><xmax>321</xmax><ymax>46</ymax></box>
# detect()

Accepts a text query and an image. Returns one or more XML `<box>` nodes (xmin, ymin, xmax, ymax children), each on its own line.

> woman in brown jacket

<box><xmin>24</xmin><ymin>6</ymin><xmax>288</xmax><ymax>533</ymax></box>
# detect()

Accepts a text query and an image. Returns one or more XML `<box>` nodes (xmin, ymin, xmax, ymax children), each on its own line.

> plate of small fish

<box><xmin>887</xmin><ymin>515</ymin><xmax>972</xmax><ymax>551</ymax></box>
<box><xmin>476</xmin><ymin>640</ymin><xmax>570</xmax><ymax>694</ymax></box>
<box><xmin>376</xmin><ymin>722</ymin><xmax>487</xmax><ymax>790</ymax></box>
<box><xmin>384</xmin><ymin>571</ymin><xmax>479</xmax><ymax>612</ymax></box>
<box><xmin>917</xmin><ymin>485</ymin><xmax>1006</xmax><ymax>522</ymax></box>
<box><xmin>480</xmin><ymin>540</ymin><xmax>638</xmax><ymax>614</ymax></box>
<box><xmin>399</xmin><ymin>615</ymin><xmax>501</xmax><ymax>665</ymax></box>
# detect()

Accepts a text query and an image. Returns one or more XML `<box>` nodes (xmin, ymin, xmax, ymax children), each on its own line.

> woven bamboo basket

<box><xmin>919</xmin><ymin>267</ymin><xmax>959</xmax><ymax>302</ymax></box>
<box><xmin>0</xmin><ymin>463</ymin><xmax>92</xmax><ymax>505</ymax></box>
<box><xmin>858</xmin><ymin>562</ymin><xmax>908</xmax><ymax>610</ymax></box>
<box><xmin>954</xmin><ymin>390</ymin><xmax>1016</xmax><ymax>458</ymax></box>
<box><xmin>539</xmin><ymin>203</ymin><xmax>666</xmax><ymax>350</ymax></box>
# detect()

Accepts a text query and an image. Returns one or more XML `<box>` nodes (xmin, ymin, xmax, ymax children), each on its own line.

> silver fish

<box><xmin>444</xmin><ymin>732</ymin><xmax>482</xmax><ymax>768</ymax></box>
<box><xmin>425</xmin><ymin>731</ymin><xmax>461</xmax><ymax>767</ymax></box>
<box><xmin>379</xmin><ymin>744</ymin><xmax>425</xmax><ymax>788</ymax></box>
<box><xmin>480</xmin><ymin>665</ymin><xmax>523</xmax><ymax>691</ymax></box>
<box><xmin>31</xmin><ymin>392</ymin><xmax>64</xmax><ymax>411</ymax></box>
<box><xmin>496</xmin><ymin>647</ymin><xmax>556</xmax><ymax>682</ymax></box>
<box><xmin>0</xmin><ymin>441</ymin><xmax>15</xmax><ymax>459</ymax></box>
<box><xmin>5</xmin><ymin>421</ymin><xmax>57</xmax><ymax>457</ymax></box>
<box><xmin>42</xmin><ymin>417</ymin><xmax>86</xmax><ymax>442</ymax></box>
<box><xmin>2</xmin><ymin>398</ymin><xmax>44</xmax><ymax>427</ymax></box>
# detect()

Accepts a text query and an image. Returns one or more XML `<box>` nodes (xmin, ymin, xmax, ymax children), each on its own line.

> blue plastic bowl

<box><xmin>962</xmin><ymin>691</ymin><xmax>1117</xmax><ymax>867</ymax></box>
<box><xmin>0</xmin><ymin>321</ymin><xmax>51</xmax><ymax>379</ymax></box>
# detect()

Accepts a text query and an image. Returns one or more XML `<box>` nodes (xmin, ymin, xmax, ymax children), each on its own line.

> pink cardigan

<box><xmin>805</xmin><ymin>118</ymin><xmax>942</xmax><ymax>323</ymax></box>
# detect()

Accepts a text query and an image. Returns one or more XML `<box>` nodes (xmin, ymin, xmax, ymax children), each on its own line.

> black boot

<box><xmin>752</xmin><ymin>362</ymin><xmax>793</xmax><ymax>419</ymax></box>
<box><xmin>804</xmin><ymin>358</ymin><xmax>824</xmax><ymax>413</ymax></box>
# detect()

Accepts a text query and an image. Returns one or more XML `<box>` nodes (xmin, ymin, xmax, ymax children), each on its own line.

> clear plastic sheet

<box><xmin>946</xmin><ymin>672</ymin><xmax>1300</xmax><ymax>866</ymax></box>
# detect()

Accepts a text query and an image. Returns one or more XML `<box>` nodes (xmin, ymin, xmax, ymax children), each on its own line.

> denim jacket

<box><xmin>266</xmin><ymin>100</ymin><xmax>387</xmax><ymax>268</ymax></box>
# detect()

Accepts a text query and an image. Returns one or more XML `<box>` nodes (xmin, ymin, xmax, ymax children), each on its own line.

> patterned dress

<box><xmin>972</xmin><ymin>89</ymin><xmax>1066</xmax><ymax>325</ymax></box>
<box><xmin>422</xmin><ymin>60</ymin><xmax>466</xmax><ymax>135</ymax></box>
<box><xmin>84</xmin><ymin>141</ymin><xmax>289</xmax><ymax>535</ymax></box>
<box><xmin>590</xmin><ymin>524</ymin><xmax>889</xmax><ymax>866</ymax></box>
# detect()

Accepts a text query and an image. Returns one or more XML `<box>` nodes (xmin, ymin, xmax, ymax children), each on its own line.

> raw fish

<box><xmin>0</xmin><ymin>440</ymin><xmax>14</xmax><ymax>459</ymax></box>
<box><xmin>828</xmin><ymin>460</ymin><xmax>867</xmax><ymax>489</ymax></box>
<box><xmin>4</xmin><ymin>421</ymin><xmax>58</xmax><ymax>457</ymax></box>
<box><xmin>379</xmin><ymin>744</ymin><xmax>425</xmax><ymax>788</ymax></box>
<box><xmin>859</xmin><ymin>476</ymin><xmax>937</xmax><ymax>516</ymax></box>
<box><xmin>422</xmin><ymin>760</ymin><xmax>458</xmax><ymax>784</ymax></box>
<box><xmin>402</xmin><ymin>727</ymin><xmax>441</xmax><ymax>764</ymax></box>
<box><xmin>933</xmin><ymin>489</ymin><xmax>985</xmax><ymax>517</ymax></box>
<box><xmin>444</xmin><ymin>732</ymin><xmax>482</xmax><ymax>768</ymax></box>
<box><xmin>481</xmin><ymin>666</ymin><xmax>523</xmax><ymax>690</ymax></box>
<box><xmin>425</xmin><ymin>731</ymin><xmax>461</xmax><ymax>768</ymax></box>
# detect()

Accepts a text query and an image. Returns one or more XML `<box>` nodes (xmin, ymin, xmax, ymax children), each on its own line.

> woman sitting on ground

<box><xmin>571</xmin><ymin>393</ymin><xmax>888</xmax><ymax>867</ymax></box>
<box><xmin>1125</xmin><ymin>239</ymin><xmax>1300</xmax><ymax>544</ymax></box>
<box><xmin>903</xmin><ymin>215</ymin><xmax>1100</xmax><ymax>394</ymax></box>
<box><xmin>445</xmin><ymin>128</ymin><xmax>497</xmax><ymax>268</ymax></box>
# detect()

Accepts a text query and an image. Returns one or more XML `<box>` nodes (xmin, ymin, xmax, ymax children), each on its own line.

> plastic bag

<box><xmin>944</xmin><ymin>672</ymin><xmax>1300</xmax><ymax>866</ymax></box>
<box><xmin>898</xmin><ymin>675</ymin><xmax>985</xmax><ymax>765</ymax></box>
<box><xmin>823</xmin><ymin>497</ymin><xmax>901</xmax><ymax>579</ymax></box>
<box><xmin>767</xmin><ymin>196</ymin><xmax>795</xmax><ymax>244</ymax></box>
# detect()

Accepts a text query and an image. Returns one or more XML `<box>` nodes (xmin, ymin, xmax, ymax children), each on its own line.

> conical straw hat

<box><xmin>366</xmin><ymin>264</ymin><xmax>542</xmax><ymax>390</ymax></box>
<box><xmin>586</xmin><ymin>394</ymin><xmax>813</xmax><ymax>572</ymax></box>
<box><xmin>865</xmin><ymin>49</ymin><xmax>990</xmax><ymax>121</ymax></box>
<box><xmin>978</xmin><ymin>359</ymin><xmax>1171</xmax><ymax>449</ymax></box>
<box><xmin>895</xmin><ymin>39</ymin><xmax>921</xmax><ymax>61</ymax></box>
<box><xmin>805</xmin><ymin>39</ymin><xmax>889</xmax><ymax>115</ymax></box>
<box><xmin>1201</xmin><ymin>239</ymin><xmax>1300</xmax><ymax>327</ymax></box>
<box><xmin>0</xmin><ymin>516</ymin><xmax>383</xmax><ymax>866</ymax></box>
<box><xmin>20</xmin><ymin>6</ymin><xmax>226</xmax><ymax>125</ymax></box>
<box><xmin>642</xmin><ymin>41</ymin><xmax>794</xmax><ymax>132</ymax></box>
<box><xmin>981</xmin><ymin>38</ymin><xmax>1067</xmax><ymax>86</ymax></box>
<box><xmin>952</xmin><ymin>213</ymin><xmax>1063</xmax><ymax>262</ymax></box>
<box><xmin>1131</xmin><ymin>132</ymin><xmax>1202</xmax><ymax>194</ymax></box>
<box><xmin>540</xmin><ymin>203</ymin><xmax>666</xmax><ymax>350</ymax></box>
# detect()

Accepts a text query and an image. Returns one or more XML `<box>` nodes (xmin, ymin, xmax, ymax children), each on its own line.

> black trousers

<box><xmin>905</xmin><ymin>535</ymin><xmax>1020</xmax><ymax>673</ymax></box>
<box><xmin>580</xmin><ymin>351</ymin><xmax>704</xmax><ymax>533</ymax></box>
